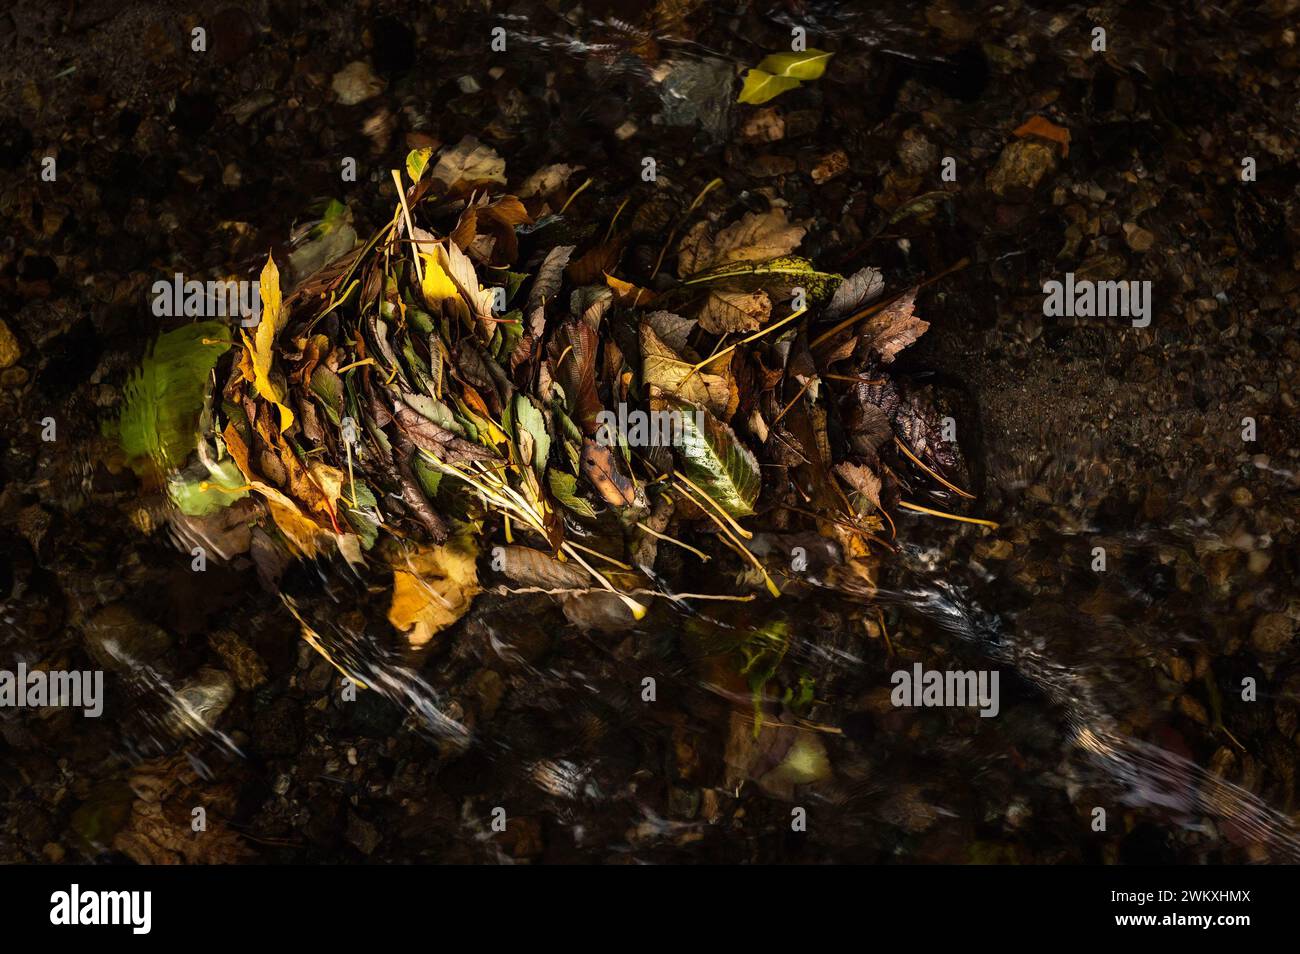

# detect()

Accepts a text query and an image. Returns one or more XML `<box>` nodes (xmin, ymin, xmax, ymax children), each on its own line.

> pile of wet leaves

<box><xmin>110</xmin><ymin>132</ymin><xmax>974</xmax><ymax>718</ymax></box>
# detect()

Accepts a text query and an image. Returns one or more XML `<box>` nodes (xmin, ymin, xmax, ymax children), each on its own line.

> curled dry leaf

<box><xmin>861</xmin><ymin>289</ymin><xmax>928</xmax><ymax>363</ymax></box>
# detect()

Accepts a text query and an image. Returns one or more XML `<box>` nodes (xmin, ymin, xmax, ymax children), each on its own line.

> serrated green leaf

<box><xmin>548</xmin><ymin>468</ymin><xmax>597</xmax><ymax>519</ymax></box>
<box><xmin>664</xmin><ymin>398</ymin><xmax>760</xmax><ymax>518</ymax></box>
<box><xmin>115</xmin><ymin>321</ymin><xmax>232</xmax><ymax>475</ymax></box>
<box><xmin>514</xmin><ymin>393</ymin><xmax>550</xmax><ymax>479</ymax></box>
<box><xmin>310</xmin><ymin>365</ymin><xmax>344</xmax><ymax>425</ymax></box>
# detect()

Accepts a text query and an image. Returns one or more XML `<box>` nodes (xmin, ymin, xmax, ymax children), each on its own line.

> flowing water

<box><xmin>2</xmin><ymin>0</ymin><xmax>1297</xmax><ymax>864</ymax></box>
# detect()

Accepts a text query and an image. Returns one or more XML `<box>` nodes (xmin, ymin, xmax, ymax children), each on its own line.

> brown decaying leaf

<box><xmin>860</xmin><ymin>289</ymin><xmax>928</xmax><ymax>363</ymax></box>
<box><xmin>429</xmin><ymin>135</ymin><xmax>508</xmax><ymax>192</ymax></box>
<box><xmin>698</xmin><ymin>288</ymin><xmax>772</xmax><ymax>334</ymax></box>
<box><xmin>580</xmin><ymin>437</ymin><xmax>636</xmax><ymax>506</ymax></box>
<box><xmin>393</xmin><ymin>402</ymin><xmax>495</xmax><ymax>464</ymax></box>
<box><xmin>835</xmin><ymin>460</ymin><xmax>883</xmax><ymax>513</ymax></box>
<box><xmin>640</xmin><ymin>323</ymin><xmax>736</xmax><ymax>419</ymax></box>
<box><xmin>551</xmin><ymin>320</ymin><xmax>604</xmax><ymax>435</ymax></box>
<box><xmin>677</xmin><ymin>208</ymin><xmax>806</xmax><ymax>278</ymax></box>
<box><xmin>496</xmin><ymin>545</ymin><xmax>590</xmax><ymax>589</ymax></box>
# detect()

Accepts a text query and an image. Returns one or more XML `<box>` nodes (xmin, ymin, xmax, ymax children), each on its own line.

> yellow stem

<box><xmin>897</xmin><ymin>500</ymin><xmax>999</xmax><ymax>528</ymax></box>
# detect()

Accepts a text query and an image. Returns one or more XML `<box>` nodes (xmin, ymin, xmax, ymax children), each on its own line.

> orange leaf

<box><xmin>1013</xmin><ymin>115</ymin><xmax>1070</xmax><ymax>157</ymax></box>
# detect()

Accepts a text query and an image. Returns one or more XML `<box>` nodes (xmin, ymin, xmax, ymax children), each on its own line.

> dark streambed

<box><xmin>1</xmin><ymin>1</ymin><xmax>1298</xmax><ymax>863</ymax></box>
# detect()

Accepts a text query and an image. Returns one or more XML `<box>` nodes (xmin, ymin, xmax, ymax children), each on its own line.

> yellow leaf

<box><xmin>240</xmin><ymin>253</ymin><xmax>295</xmax><ymax>433</ymax></box>
<box><xmin>387</xmin><ymin>535</ymin><xmax>480</xmax><ymax>651</ymax></box>
<box><xmin>406</xmin><ymin>146</ymin><xmax>433</xmax><ymax>184</ymax></box>
<box><xmin>738</xmin><ymin>69</ymin><xmax>800</xmax><ymax>105</ymax></box>
<box><xmin>420</xmin><ymin>253</ymin><xmax>459</xmax><ymax>304</ymax></box>
<box><xmin>738</xmin><ymin>50</ymin><xmax>834</xmax><ymax>105</ymax></box>
<box><xmin>604</xmin><ymin>272</ymin><xmax>657</xmax><ymax>306</ymax></box>
<box><xmin>755</xmin><ymin>49</ymin><xmax>834</xmax><ymax>81</ymax></box>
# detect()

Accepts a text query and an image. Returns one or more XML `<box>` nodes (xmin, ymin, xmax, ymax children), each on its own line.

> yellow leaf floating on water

<box><xmin>240</xmin><ymin>253</ymin><xmax>295</xmax><ymax>433</ymax></box>
<box><xmin>737</xmin><ymin>49</ymin><xmax>834</xmax><ymax>105</ymax></box>
<box><xmin>755</xmin><ymin>50</ymin><xmax>834</xmax><ymax>81</ymax></box>
<box><xmin>387</xmin><ymin>534</ymin><xmax>480</xmax><ymax>651</ymax></box>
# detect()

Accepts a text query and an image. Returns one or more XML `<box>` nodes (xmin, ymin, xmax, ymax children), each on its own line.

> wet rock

<box><xmin>167</xmin><ymin>667</ymin><xmax>236</xmax><ymax>735</ymax></box>
<box><xmin>345</xmin><ymin>811</ymin><xmax>381</xmax><ymax>855</ymax></box>
<box><xmin>812</xmin><ymin>148</ymin><xmax>849</xmax><ymax>185</ymax></box>
<box><xmin>82</xmin><ymin>603</ymin><xmax>173</xmax><ymax>672</ymax></box>
<box><xmin>986</xmin><ymin>140</ymin><xmax>1056</xmax><ymax>197</ymax></box>
<box><xmin>207</xmin><ymin>629</ymin><xmax>267</xmax><ymax>690</ymax></box>
<box><xmin>331</xmin><ymin>61</ymin><xmax>384</xmax><ymax>106</ymax></box>
<box><xmin>0</xmin><ymin>319</ymin><xmax>20</xmax><ymax>369</ymax></box>
<box><xmin>653</xmin><ymin>57</ymin><xmax>734</xmax><ymax>146</ymax></box>
<box><xmin>1252</xmin><ymin>613</ymin><xmax>1294</xmax><ymax>654</ymax></box>
<box><xmin>740</xmin><ymin>107</ymin><xmax>784</xmax><ymax>143</ymax></box>
<box><xmin>1123</xmin><ymin>222</ymin><xmax>1155</xmax><ymax>253</ymax></box>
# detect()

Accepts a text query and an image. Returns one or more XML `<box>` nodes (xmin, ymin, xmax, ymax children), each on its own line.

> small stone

<box><xmin>207</xmin><ymin>629</ymin><xmax>267</xmax><ymax>690</ymax></box>
<box><xmin>986</xmin><ymin>140</ymin><xmax>1056</xmax><ymax>197</ymax></box>
<box><xmin>740</xmin><ymin>107</ymin><xmax>785</xmax><ymax>143</ymax></box>
<box><xmin>83</xmin><ymin>603</ymin><xmax>173</xmax><ymax>671</ymax></box>
<box><xmin>1252</xmin><ymin>613</ymin><xmax>1294</xmax><ymax>654</ymax></box>
<box><xmin>345</xmin><ymin>811</ymin><xmax>381</xmax><ymax>855</ymax></box>
<box><xmin>1229</xmin><ymin>486</ymin><xmax>1253</xmax><ymax>507</ymax></box>
<box><xmin>457</xmin><ymin>75</ymin><xmax>481</xmax><ymax>94</ymax></box>
<box><xmin>614</xmin><ymin>120</ymin><xmax>637</xmax><ymax>140</ymax></box>
<box><xmin>0</xmin><ymin>319</ymin><xmax>20</xmax><ymax>369</ymax></box>
<box><xmin>812</xmin><ymin>148</ymin><xmax>850</xmax><ymax>184</ymax></box>
<box><xmin>167</xmin><ymin>668</ymin><xmax>236</xmax><ymax>735</ymax></box>
<box><xmin>1123</xmin><ymin>222</ymin><xmax>1155</xmax><ymax>253</ymax></box>
<box><xmin>331</xmin><ymin>61</ymin><xmax>385</xmax><ymax>106</ymax></box>
<box><xmin>221</xmin><ymin>163</ymin><xmax>241</xmax><ymax>188</ymax></box>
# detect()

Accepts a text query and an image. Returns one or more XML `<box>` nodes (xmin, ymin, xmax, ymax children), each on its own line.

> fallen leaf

<box><xmin>737</xmin><ymin>69</ymin><xmax>801</xmax><ymax>105</ymax></box>
<box><xmin>518</xmin><ymin>163</ymin><xmax>582</xmax><ymax>199</ymax></box>
<box><xmin>240</xmin><ymin>254</ymin><xmax>295</xmax><ymax>433</ymax></box>
<box><xmin>861</xmin><ymin>289</ymin><xmax>928</xmax><ymax>363</ymax></box>
<box><xmin>737</xmin><ymin>50</ymin><xmax>834</xmax><ymax>105</ymax></box>
<box><xmin>640</xmin><ymin>324</ymin><xmax>735</xmax><ymax>417</ymax></box>
<box><xmin>678</xmin><ymin>209</ymin><xmax>806</xmax><ymax>278</ymax></box>
<box><xmin>420</xmin><ymin>253</ymin><xmax>459</xmax><ymax>304</ymax></box>
<box><xmin>580</xmin><ymin>437</ymin><xmax>637</xmax><ymax>506</ymax></box>
<box><xmin>755</xmin><ymin>49</ymin><xmax>835</xmax><ymax>81</ymax></box>
<box><xmin>429</xmin><ymin>135</ymin><xmax>508</xmax><ymax>193</ymax></box>
<box><xmin>387</xmin><ymin>534</ymin><xmax>480</xmax><ymax>650</ymax></box>
<box><xmin>663</xmin><ymin>397</ymin><xmax>760</xmax><ymax>518</ymax></box>
<box><xmin>406</xmin><ymin>146</ymin><xmax>434</xmax><ymax>184</ymax></box>
<box><xmin>698</xmin><ymin>288</ymin><xmax>772</xmax><ymax>334</ymax></box>
<box><xmin>825</xmin><ymin>266</ymin><xmax>884</xmax><ymax>320</ymax></box>
<box><xmin>835</xmin><ymin>460</ymin><xmax>883</xmax><ymax>513</ymax></box>
<box><xmin>1013</xmin><ymin>115</ymin><xmax>1071</xmax><ymax>157</ymax></box>
<box><xmin>496</xmin><ymin>545</ymin><xmax>589</xmax><ymax>589</ymax></box>
<box><xmin>605</xmin><ymin>273</ymin><xmax>658</xmax><ymax>306</ymax></box>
